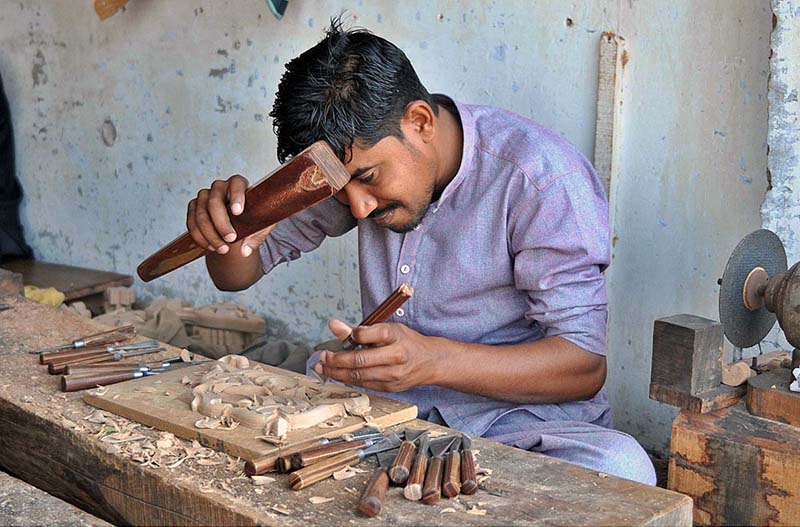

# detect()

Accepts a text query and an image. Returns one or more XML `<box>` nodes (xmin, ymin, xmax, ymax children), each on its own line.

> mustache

<box><xmin>368</xmin><ymin>202</ymin><xmax>401</xmax><ymax>219</ymax></box>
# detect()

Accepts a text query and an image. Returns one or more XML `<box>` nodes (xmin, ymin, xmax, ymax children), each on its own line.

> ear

<box><xmin>402</xmin><ymin>101</ymin><xmax>436</xmax><ymax>143</ymax></box>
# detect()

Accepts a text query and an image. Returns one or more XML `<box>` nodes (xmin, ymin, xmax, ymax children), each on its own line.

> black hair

<box><xmin>270</xmin><ymin>17</ymin><xmax>437</xmax><ymax>163</ymax></box>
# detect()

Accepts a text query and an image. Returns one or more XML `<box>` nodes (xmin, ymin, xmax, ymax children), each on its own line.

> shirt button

<box><xmin>400</xmin><ymin>264</ymin><xmax>410</xmax><ymax>274</ymax></box>
<box><xmin>395</xmin><ymin>308</ymin><xmax>405</xmax><ymax>317</ymax></box>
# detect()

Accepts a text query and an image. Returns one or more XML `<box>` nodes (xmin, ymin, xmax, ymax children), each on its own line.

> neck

<box><xmin>432</xmin><ymin>105</ymin><xmax>463</xmax><ymax>199</ymax></box>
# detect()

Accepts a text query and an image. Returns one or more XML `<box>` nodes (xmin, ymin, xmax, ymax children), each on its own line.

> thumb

<box><xmin>240</xmin><ymin>224</ymin><xmax>276</xmax><ymax>257</ymax></box>
<box><xmin>328</xmin><ymin>319</ymin><xmax>353</xmax><ymax>340</ymax></box>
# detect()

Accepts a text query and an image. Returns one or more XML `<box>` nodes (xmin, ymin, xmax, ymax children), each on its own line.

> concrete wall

<box><xmin>0</xmin><ymin>0</ymin><xmax>771</xmax><ymax>454</ymax></box>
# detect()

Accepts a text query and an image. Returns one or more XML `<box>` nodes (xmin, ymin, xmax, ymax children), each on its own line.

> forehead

<box><xmin>345</xmin><ymin>135</ymin><xmax>406</xmax><ymax>172</ymax></box>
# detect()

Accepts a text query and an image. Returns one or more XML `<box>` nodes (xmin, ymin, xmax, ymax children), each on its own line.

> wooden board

<box><xmin>0</xmin><ymin>260</ymin><xmax>132</xmax><ymax>301</ymax></box>
<box><xmin>746</xmin><ymin>367</ymin><xmax>800</xmax><ymax>426</ymax></box>
<box><xmin>669</xmin><ymin>402</ymin><xmax>800</xmax><ymax>526</ymax></box>
<box><xmin>84</xmin><ymin>361</ymin><xmax>418</xmax><ymax>461</ymax></box>
<box><xmin>0</xmin><ymin>296</ymin><xmax>693</xmax><ymax>526</ymax></box>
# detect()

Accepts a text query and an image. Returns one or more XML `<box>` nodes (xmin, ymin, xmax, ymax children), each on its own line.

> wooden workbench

<box><xmin>0</xmin><ymin>296</ymin><xmax>692</xmax><ymax>526</ymax></box>
<box><xmin>0</xmin><ymin>260</ymin><xmax>132</xmax><ymax>301</ymax></box>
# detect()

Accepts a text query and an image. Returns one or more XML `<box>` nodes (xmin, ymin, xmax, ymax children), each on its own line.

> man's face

<box><xmin>335</xmin><ymin>131</ymin><xmax>438</xmax><ymax>233</ymax></box>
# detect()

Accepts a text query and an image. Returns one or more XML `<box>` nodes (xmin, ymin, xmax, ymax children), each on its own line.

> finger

<box><xmin>327</xmin><ymin>319</ymin><xmax>354</xmax><ymax>341</ymax></box>
<box><xmin>322</xmin><ymin>345</ymin><xmax>404</xmax><ymax>370</ymax></box>
<box><xmin>195</xmin><ymin>188</ymin><xmax>228</xmax><ymax>253</ymax></box>
<box><xmin>186</xmin><ymin>199</ymin><xmax>211</xmax><ymax>250</ymax></box>
<box><xmin>317</xmin><ymin>363</ymin><xmax>403</xmax><ymax>390</ymax></box>
<box><xmin>208</xmin><ymin>179</ymin><xmax>237</xmax><ymax>243</ymax></box>
<box><xmin>240</xmin><ymin>224</ymin><xmax>276</xmax><ymax>257</ymax></box>
<box><xmin>350</xmin><ymin>323</ymin><xmax>400</xmax><ymax>347</ymax></box>
<box><xmin>226</xmin><ymin>175</ymin><xmax>249</xmax><ymax>216</ymax></box>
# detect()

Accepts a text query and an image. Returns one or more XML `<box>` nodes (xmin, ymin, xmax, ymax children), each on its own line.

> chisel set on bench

<box><xmin>244</xmin><ymin>427</ymin><xmax>479</xmax><ymax>517</ymax></box>
<box><xmin>30</xmin><ymin>325</ymin><xmax>195</xmax><ymax>391</ymax></box>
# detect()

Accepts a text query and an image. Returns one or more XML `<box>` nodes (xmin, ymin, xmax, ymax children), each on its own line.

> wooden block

<box><xmin>85</xmin><ymin>361</ymin><xmax>418</xmax><ymax>461</ymax></box>
<box><xmin>669</xmin><ymin>403</ymin><xmax>800</xmax><ymax>525</ymax></box>
<box><xmin>746</xmin><ymin>367</ymin><xmax>800</xmax><ymax>426</ymax></box>
<box><xmin>649</xmin><ymin>382</ymin><xmax>745</xmax><ymax>413</ymax></box>
<box><xmin>652</xmin><ymin>315</ymin><xmax>723</xmax><ymax>395</ymax></box>
<box><xmin>0</xmin><ymin>267</ymin><xmax>23</xmax><ymax>296</ymax></box>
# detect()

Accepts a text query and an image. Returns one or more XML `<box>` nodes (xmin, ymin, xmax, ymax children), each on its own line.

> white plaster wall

<box><xmin>0</xmin><ymin>0</ymin><xmax>771</xmax><ymax>454</ymax></box>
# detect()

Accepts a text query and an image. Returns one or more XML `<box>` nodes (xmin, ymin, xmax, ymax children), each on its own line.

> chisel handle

<box><xmin>244</xmin><ymin>437</ymin><xmax>331</xmax><ymax>476</ymax></box>
<box><xmin>358</xmin><ymin>468</ymin><xmax>389</xmax><ymax>517</ymax></box>
<box><xmin>44</xmin><ymin>348</ymin><xmax>114</xmax><ymax>367</ymax></box>
<box><xmin>442</xmin><ymin>450</ymin><xmax>461</xmax><ymax>498</ymax></box>
<box><xmin>291</xmin><ymin>439</ymin><xmax>367</xmax><ymax>470</ymax></box>
<box><xmin>460</xmin><ymin>448</ymin><xmax>478</xmax><ymax>495</ymax></box>
<box><xmin>288</xmin><ymin>450</ymin><xmax>360</xmax><ymax>490</ymax></box>
<box><xmin>61</xmin><ymin>371</ymin><xmax>141</xmax><ymax>392</ymax></box>
<box><xmin>403</xmin><ymin>452</ymin><xmax>428</xmax><ymax>501</ymax></box>
<box><xmin>64</xmin><ymin>364</ymin><xmax>144</xmax><ymax>376</ymax></box>
<box><xmin>421</xmin><ymin>456</ymin><xmax>444</xmax><ymax>504</ymax></box>
<box><xmin>388</xmin><ymin>440</ymin><xmax>416</xmax><ymax>485</ymax></box>
<box><xmin>48</xmin><ymin>353</ymin><xmax>118</xmax><ymax>374</ymax></box>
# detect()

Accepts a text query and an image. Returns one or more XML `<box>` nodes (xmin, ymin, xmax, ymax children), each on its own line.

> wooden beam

<box><xmin>593</xmin><ymin>32</ymin><xmax>627</xmax><ymax>199</ymax></box>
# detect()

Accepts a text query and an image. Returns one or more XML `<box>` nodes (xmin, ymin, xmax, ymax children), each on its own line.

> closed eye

<box><xmin>358</xmin><ymin>171</ymin><xmax>376</xmax><ymax>184</ymax></box>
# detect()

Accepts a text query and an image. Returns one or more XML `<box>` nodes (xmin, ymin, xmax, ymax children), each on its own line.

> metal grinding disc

<box><xmin>719</xmin><ymin>229</ymin><xmax>787</xmax><ymax>348</ymax></box>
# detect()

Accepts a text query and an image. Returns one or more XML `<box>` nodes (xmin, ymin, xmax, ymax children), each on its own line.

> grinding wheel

<box><xmin>719</xmin><ymin>229</ymin><xmax>787</xmax><ymax>348</ymax></box>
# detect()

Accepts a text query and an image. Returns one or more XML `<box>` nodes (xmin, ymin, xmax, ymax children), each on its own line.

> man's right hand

<box><xmin>187</xmin><ymin>175</ymin><xmax>273</xmax><ymax>291</ymax></box>
<box><xmin>186</xmin><ymin>175</ymin><xmax>274</xmax><ymax>258</ymax></box>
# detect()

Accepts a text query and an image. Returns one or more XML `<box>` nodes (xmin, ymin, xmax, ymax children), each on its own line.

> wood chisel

<box><xmin>403</xmin><ymin>431</ymin><xmax>429</xmax><ymax>501</ymax></box>
<box><xmin>460</xmin><ymin>434</ymin><xmax>478</xmax><ymax>495</ymax></box>
<box><xmin>422</xmin><ymin>436</ymin><xmax>455</xmax><ymax>504</ymax></box>
<box><xmin>30</xmin><ymin>325</ymin><xmax>135</xmax><ymax>355</ymax></box>
<box><xmin>288</xmin><ymin>433</ymin><xmax>401</xmax><ymax>491</ymax></box>
<box><xmin>289</xmin><ymin>432</ymin><xmax>384</xmax><ymax>470</ymax></box>
<box><xmin>442</xmin><ymin>436</ymin><xmax>462</xmax><ymax>498</ymax></box>
<box><xmin>41</xmin><ymin>340</ymin><xmax>160</xmax><ymax>365</ymax></box>
<box><xmin>358</xmin><ymin>451</ymin><xmax>396</xmax><ymax>518</ymax></box>
<box><xmin>388</xmin><ymin>428</ymin><xmax>424</xmax><ymax>485</ymax></box>
<box><xmin>61</xmin><ymin>359</ymin><xmax>199</xmax><ymax>392</ymax></box>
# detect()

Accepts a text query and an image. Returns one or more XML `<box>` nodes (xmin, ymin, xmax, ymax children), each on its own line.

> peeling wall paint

<box><xmin>0</xmin><ymin>0</ymin><xmax>771</xmax><ymax>454</ymax></box>
<box><xmin>763</xmin><ymin>1</ymin><xmax>800</xmax><ymax>276</ymax></box>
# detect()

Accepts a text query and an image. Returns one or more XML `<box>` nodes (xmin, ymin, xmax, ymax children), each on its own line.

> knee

<box><xmin>597</xmin><ymin>434</ymin><xmax>656</xmax><ymax>486</ymax></box>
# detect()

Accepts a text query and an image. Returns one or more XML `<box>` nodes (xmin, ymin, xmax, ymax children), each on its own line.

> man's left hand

<box><xmin>314</xmin><ymin>319</ymin><xmax>442</xmax><ymax>392</ymax></box>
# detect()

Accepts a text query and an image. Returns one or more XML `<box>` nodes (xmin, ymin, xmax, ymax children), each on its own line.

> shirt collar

<box><xmin>430</xmin><ymin>95</ymin><xmax>476</xmax><ymax>212</ymax></box>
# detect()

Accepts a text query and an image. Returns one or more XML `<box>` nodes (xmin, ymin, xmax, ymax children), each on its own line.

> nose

<box><xmin>337</xmin><ymin>182</ymin><xmax>378</xmax><ymax>220</ymax></box>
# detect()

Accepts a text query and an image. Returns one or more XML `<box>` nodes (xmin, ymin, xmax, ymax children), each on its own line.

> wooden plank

<box><xmin>593</xmin><ymin>32</ymin><xmax>626</xmax><ymax>198</ymax></box>
<box><xmin>0</xmin><ymin>297</ymin><xmax>693</xmax><ymax>526</ymax></box>
<box><xmin>0</xmin><ymin>470</ymin><xmax>113</xmax><ymax>527</ymax></box>
<box><xmin>746</xmin><ymin>367</ymin><xmax>800</xmax><ymax>426</ymax></box>
<box><xmin>669</xmin><ymin>403</ymin><xmax>800</xmax><ymax>525</ymax></box>
<box><xmin>649</xmin><ymin>382</ymin><xmax>745</xmax><ymax>413</ymax></box>
<box><xmin>85</xmin><ymin>362</ymin><xmax>418</xmax><ymax>461</ymax></box>
<box><xmin>0</xmin><ymin>260</ymin><xmax>132</xmax><ymax>301</ymax></box>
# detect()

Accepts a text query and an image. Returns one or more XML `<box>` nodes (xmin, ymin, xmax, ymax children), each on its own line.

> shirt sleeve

<box><xmin>258</xmin><ymin>196</ymin><xmax>357</xmax><ymax>275</ymax></box>
<box><xmin>509</xmin><ymin>171</ymin><xmax>610</xmax><ymax>356</ymax></box>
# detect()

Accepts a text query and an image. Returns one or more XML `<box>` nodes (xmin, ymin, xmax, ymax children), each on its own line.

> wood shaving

<box><xmin>195</xmin><ymin>417</ymin><xmax>221</xmax><ymax>429</ymax></box>
<box><xmin>199</xmin><ymin>483</ymin><xmax>215</xmax><ymax>493</ymax></box>
<box><xmin>332</xmin><ymin>466</ymin><xmax>358</xmax><ymax>480</ymax></box>
<box><xmin>61</xmin><ymin>418</ymin><xmax>79</xmax><ymax>429</ymax></box>
<box><xmin>254</xmin><ymin>488</ymin><xmax>264</xmax><ymax>495</ymax></box>
<box><xmin>440</xmin><ymin>508</ymin><xmax>457</xmax><ymax>514</ymax></box>
<box><xmin>90</xmin><ymin>386</ymin><xmax>109</xmax><ymax>396</ymax></box>
<box><xmin>196</xmin><ymin>458</ymin><xmax>222</xmax><ymax>466</ymax></box>
<box><xmin>180</xmin><ymin>348</ymin><xmax>192</xmax><ymax>362</ymax></box>
<box><xmin>309</xmin><ymin>496</ymin><xmax>334</xmax><ymax>504</ymax></box>
<box><xmin>181</xmin><ymin>376</ymin><xmax>192</xmax><ymax>386</ymax></box>
<box><xmin>478</xmin><ymin>475</ymin><xmax>491</xmax><ymax>484</ymax></box>
<box><xmin>476</xmin><ymin>467</ymin><xmax>492</xmax><ymax>476</ymax></box>
<box><xmin>598</xmin><ymin>472</ymin><xmax>609</xmax><ymax>478</ymax></box>
<box><xmin>84</xmin><ymin>410</ymin><xmax>110</xmax><ymax>424</ymax></box>
<box><xmin>270</xmin><ymin>504</ymin><xmax>290</xmax><ymax>516</ymax></box>
<box><xmin>466</xmin><ymin>505</ymin><xmax>488</xmax><ymax>516</ymax></box>
<box><xmin>251</xmin><ymin>475</ymin><xmax>276</xmax><ymax>486</ymax></box>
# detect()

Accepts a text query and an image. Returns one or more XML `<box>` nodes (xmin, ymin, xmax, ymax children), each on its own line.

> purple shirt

<box><xmin>259</xmin><ymin>97</ymin><xmax>612</xmax><ymax>435</ymax></box>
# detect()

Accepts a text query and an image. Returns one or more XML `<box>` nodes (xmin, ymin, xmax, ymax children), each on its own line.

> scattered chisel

<box><xmin>64</xmin><ymin>355</ymin><xmax>197</xmax><ymax>376</ymax></box>
<box><xmin>460</xmin><ymin>434</ymin><xmax>478</xmax><ymax>495</ymax></box>
<box><xmin>403</xmin><ymin>431</ymin><xmax>429</xmax><ymax>501</ymax></box>
<box><xmin>389</xmin><ymin>428</ymin><xmax>424</xmax><ymax>485</ymax></box>
<box><xmin>30</xmin><ymin>325</ymin><xmax>136</xmax><ymax>354</ymax></box>
<box><xmin>358</xmin><ymin>451</ymin><xmax>396</xmax><ymax>518</ymax></box>
<box><xmin>442</xmin><ymin>436</ymin><xmax>462</xmax><ymax>498</ymax></box>
<box><xmin>289</xmin><ymin>432</ymin><xmax>385</xmax><ymax>471</ymax></box>
<box><xmin>288</xmin><ymin>433</ymin><xmax>401</xmax><ymax>491</ymax></box>
<box><xmin>422</xmin><ymin>437</ymin><xmax>455</xmax><ymax>504</ymax></box>
<box><xmin>245</xmin><ymin>427</ymin><xmax>381</xmax><ymax>476</ymax></box>
<box><xmin>49</xmin><ymin>347</ymin><xmax>163</xmax><ymax>375</ymax></box>
<box><xmin>61</xmin><ymin>358</ymin><xmax>198</xmax><ymax>392</ymax></box>
<box><xmin>40</xmin><ymin>340</ymin><xmax>161</xmax><ymax>365</ymax></box>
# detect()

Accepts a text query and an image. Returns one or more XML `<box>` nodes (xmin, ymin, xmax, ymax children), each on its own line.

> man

<box><xmin>186</xmin><ymin>21</ymin><xmax>656</xmax><ymax>485</ymax></box>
